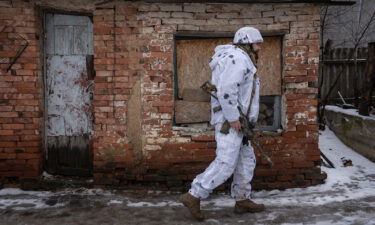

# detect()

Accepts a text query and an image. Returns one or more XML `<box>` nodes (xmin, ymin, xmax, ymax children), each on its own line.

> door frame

<box><xmin>42</xmin><ymin>9</ymin><xmax>94</xmax><ymax>176</ymax></box>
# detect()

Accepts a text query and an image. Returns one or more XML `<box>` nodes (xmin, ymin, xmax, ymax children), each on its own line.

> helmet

<box><xmin>233</xmin><ymin>27</ymin><xmax>263</xmax><ymax>44</ymax></box>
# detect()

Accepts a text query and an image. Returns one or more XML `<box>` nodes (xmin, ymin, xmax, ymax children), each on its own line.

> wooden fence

<box><xmin>320</xmin><ymin>47</ymin><xmax>368</xmax><ymax>104</ymax></box>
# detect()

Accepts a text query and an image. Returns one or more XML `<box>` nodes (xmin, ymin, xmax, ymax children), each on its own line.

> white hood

<box><xmin>209</xmin><ymin>44</ymin><xmax>236</xmax><ymax>71</ymax></box>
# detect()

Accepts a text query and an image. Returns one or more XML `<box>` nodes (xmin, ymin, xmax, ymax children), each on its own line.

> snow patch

<box><xmin>107</xmin><ymin>199</ymin><xmax>123</xmax><ymax>205</ymax></box>
<box><xmin>198</xmin><ymin>127</ymin><xmax>375</xmax><ymax>209</ymax></box>
<box><xmin>325</xmin><ymin>105</ymin><xmax>375</xmax><ymax>121</ymax></box>
<box><xmin>126</xmin><ymin>200</ymin><xmax>181</xmax><ymax>207</ymax></box>
<box><xmin>0</xmin><ymin>188</ymin><xmax>53</xmax><ymax>197</ymax></box>
<box><xmin>252</xmin><ymin>127</ymin><xmax>375</xmax><ymax>206</ymax></box>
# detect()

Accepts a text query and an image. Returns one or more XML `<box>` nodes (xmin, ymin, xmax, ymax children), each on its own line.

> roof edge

<box><xmin>142</xmin><ymin>0</ymin><xmax>356</xmax><ymax>5</ymax></box>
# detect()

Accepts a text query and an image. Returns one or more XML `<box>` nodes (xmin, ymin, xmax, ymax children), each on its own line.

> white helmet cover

<box><xmin>233</xmin><ymin>27</ymin><xmax>263</xmax><ymax>44</ymax></box>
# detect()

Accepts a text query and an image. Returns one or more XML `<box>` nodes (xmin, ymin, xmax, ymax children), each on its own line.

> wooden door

<box><xmin>44</xmin><ymin>13</ymin><xmax>94</xmax><ymax>176</ymax></box>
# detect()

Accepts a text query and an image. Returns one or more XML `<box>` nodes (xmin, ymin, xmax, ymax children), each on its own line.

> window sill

<box><xmin>173</xmin><ymin>125</ymin><xmax>283</xmax><ymax>137</ymax></box>
<box><xmin>258</xmin><ymin>129</ymin><xmax>283</xmax><ymax>137</ymax></box>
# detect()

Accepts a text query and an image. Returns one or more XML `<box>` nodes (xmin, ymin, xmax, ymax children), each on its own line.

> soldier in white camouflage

<box><xmin>180</xmin><ymin>27</ymin><xmax>265</xmax><ymax>221</ymax></box>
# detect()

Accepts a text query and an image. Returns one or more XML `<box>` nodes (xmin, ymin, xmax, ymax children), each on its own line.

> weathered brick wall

<box><xmin>0</xmin><ymin>0</ymin><xmax>325</xmax><ymax>190</ymax></box>
<box><xmin>0</xmin><ymin>1</ymin><xmax>43</xmax><ymax>184</ymax></box>
<box><xmin>91</xmin><ymin>2</ymin><xmax>324</xmax><ymax>189</ymax></box>
<box><xmin>92</xmin><ymin>3</ymin><xmax>141</xmax><ymax>184</ymax></box>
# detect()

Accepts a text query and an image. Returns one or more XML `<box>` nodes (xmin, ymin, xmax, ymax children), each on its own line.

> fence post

<box><xmin>359</xmin><ymin>42</ymin><xmax>375</xmax><ymax>116</ymax></box>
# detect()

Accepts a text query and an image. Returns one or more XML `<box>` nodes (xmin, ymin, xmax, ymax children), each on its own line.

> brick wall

<box><xmin>91</xmin><ymin>2</ymin><xmax>325</xmax><ymax>189</ymax></box>
<box><xmin>0</xmin><ymin>1</ymin><xmax>43</xmax><ymax>185</ymax></box>
<box><xmin>0</xmin><ymin>0</ymin><xmax>325</xmax><ymax>190</ymax></box>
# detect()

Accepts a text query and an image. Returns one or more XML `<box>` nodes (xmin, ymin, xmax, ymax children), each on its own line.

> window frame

<box><xmin>173</xmin><ymin>31</ymin><xmax>285</xmax><ymax>131</ymax></box>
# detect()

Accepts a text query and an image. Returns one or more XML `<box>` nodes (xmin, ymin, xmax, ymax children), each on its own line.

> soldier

<box><xmin>180</xmin><ymin>27</ymin><xmax>265</xmax><ymax>221</ymax></box>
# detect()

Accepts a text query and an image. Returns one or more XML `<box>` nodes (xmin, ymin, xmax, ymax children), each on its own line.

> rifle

<box><xmin>200</xmin><ymin>81</ymin><xmax>273</xmax><ymax>167</ymax></box>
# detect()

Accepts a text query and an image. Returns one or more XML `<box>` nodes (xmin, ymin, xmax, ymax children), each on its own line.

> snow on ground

<box><xmin>200</xmin><ymin>126</ymin><xmax>375</xmax><ymax>209</ymax></box>
<box><xmin>0</xmin><ymin>187</ymin><xmax>114</xmax><ymax>210</ymax></box>
<box><xmin>249</xmin><ymin>126</ymin><xmax>375</xmax><ymax>207</ymax></box>
<box><xmin>0</xmin><ymin>126</ymin><xmax>375</xmax><ymax>224</ymax></box>
<box><xmin>325</xmin><ymin>105</ymin><xmax>375</xmax><ymax>121</ymax></box>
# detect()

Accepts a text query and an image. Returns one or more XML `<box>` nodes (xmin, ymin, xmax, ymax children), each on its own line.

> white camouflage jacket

<box><xmin>209</xmin><ymin>44</ymin><xmax>260</xmax><ymax>125</ymax></box>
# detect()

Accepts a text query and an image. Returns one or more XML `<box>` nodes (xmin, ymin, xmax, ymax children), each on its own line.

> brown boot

<box><xmin>179</xmin><ymin>192</ymin><xmax>205</xmax><ymax>221</ymax></box>
<box><xmin>234</xmin><ymin>199</ymin><xmax>265</xmax><ymax>214</ymax></box>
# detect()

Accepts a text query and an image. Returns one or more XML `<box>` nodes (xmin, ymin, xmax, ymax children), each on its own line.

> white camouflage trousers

<box><xmin>189</xmin><ymin>123</ymin><xmax>257</xmax><ymax>201</ymax></box>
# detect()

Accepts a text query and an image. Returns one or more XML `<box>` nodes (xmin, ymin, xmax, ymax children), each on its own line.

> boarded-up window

<box><xmin>174</xmin><ymin>36</ymin><xmax>282</xmax><ymax>130</ymax></box>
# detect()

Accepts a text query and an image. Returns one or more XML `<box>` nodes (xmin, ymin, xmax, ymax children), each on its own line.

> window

<box><xmin>174</xmin><ymin>33</ymin><xmax>282</xmax><ymax>131</ymax></box>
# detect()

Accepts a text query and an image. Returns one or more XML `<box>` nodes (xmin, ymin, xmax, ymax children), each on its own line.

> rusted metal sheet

<box><xmin>45</xmin><ymin>13</ymin><xmax>93</xmax><ymax>176</ymax></box>
<box><xmin>175</xmin><ymin>101</ymin><xmax>210</xmax><ymax>124</ymax></box>
<box><xmin>176</xmin><ymin>36</ymin><xmax>282</xmax><ymax>97</ymax></box>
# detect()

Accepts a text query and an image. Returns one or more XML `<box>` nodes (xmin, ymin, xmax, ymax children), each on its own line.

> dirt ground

<box><xmin>0</xmin><ymin>187</ymin><xmax>374</xmax><ymax>225</ymax></box>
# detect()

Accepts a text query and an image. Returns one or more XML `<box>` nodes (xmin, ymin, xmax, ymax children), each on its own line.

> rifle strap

<box><xmin>246</xmin><ymin>51</ymin><xmax>258</xmax><ymax>118</ymax></box>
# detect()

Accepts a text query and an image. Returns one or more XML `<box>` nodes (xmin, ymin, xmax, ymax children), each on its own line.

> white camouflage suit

<box><xmin>189</xmin><ymin>31</ymin><xmax>261</xmax><ymax>201</ymax></box>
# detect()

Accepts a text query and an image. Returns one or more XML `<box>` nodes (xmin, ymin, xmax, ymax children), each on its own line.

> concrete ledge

<box><xmin>325</xmin><ymin>105</ymin><xmax>375</xmax><ymax>162</ymax></box>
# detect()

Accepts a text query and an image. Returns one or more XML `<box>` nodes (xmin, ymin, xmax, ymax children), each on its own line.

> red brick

<box><xmin>0</xmin><ymin>171</ymin><xmax>23</xmax><ymax>177</ymax></box>
<box><xmin>13</xmin><ymin>99</ymin><xmax>38</xmax><ymax>106</ymax></box>
<box><xmin>17</xmin><ymin>141</ymin><xmax>40</xmax><ymax>147</ymax></box>
<box><xmin>14</xmin><ymin>26</ymin><xmax>37</xmax><ymax>34</ymax></box>
<box><xmin>255</xmin><ymin>169</ymin><xmax>278</xmax><ymax>176</ymax></box>
<box><xmin>282</xmin><ymin>131</ymin><xmax>306</xmax><ymax>138</ymax></box>
<box><xmin>0</xmin><ymin>106</ymin><xmax>13</xmax><ymax>111</ymax></box>
<box><xmin>158</xmin><ymin>107</ymin><xmax>173</xmax><ymax>113</ymax></box>
<box><xmin>21</xmin><ymin>112</ymin><xmax>40</xmax><ymax>117</ymax></box>
<box><xmin>184</xmin><ymin>142</ymin><xmax>209</xmax><ymax>149</ymax></box>
<box><xmin>23</xmin><ymin>170</ymin><xmax>40</xmax><ymax>177</ymax></box>
<box><xmin>3</xmin><ymin>124</ymin><xmax>25</xmax><ymax>129</ymax></box>
<box><xmin>293</xmin><ymin>161</ymin><xmax>314</xmax><ymax>168</ymax></box>
<box><xmin>12</xmin><ymin>94</ymin><xmax>35</xmax><ymax>99</ymax></box>
<box><xmin>287</xmin><ymin>106</ymin><xmax>310</xmax><ymax>112</ymax></box>
<box><xmin>115</xmin><ymin>82</ymin><xmax>132</xmax><ymax>88</ymax></box>
<box><xmin>0</xmin><ymin>153</ymin><xmax>16</xmax><ymax>159</ymax></box>
<box><xmin>277</xmin><ymin>175</ymin><xmax>293</xmax><ymax>181</ymax></box>
<box><xmin>296</xmin><ymin>88</ymin><xmax>318</xmax><ymax>94</ymax></box>
<box><xmin>16</xmin><ymin>153</ymin><xmax>40</xmax><ymax>159</ymax></box>
<box><xmin>285</xmin><ymin>58</ymin><xmax>305</xmax><ymax>64</ymax></box>
<box><xmin>0</xmin><ymin>136</ymin><xmax>20</xmax><ymax>141</ymax></box>
<box><xmin>0</xmin><ymin>112</ymin><xmax>18</xmax><ymax>117</ymax></box>
<box><xmin>191</xmin><ymin>135</ymin><xmax>215</xmax><ymax>142</ymax></box>
<box><xmin>93</xmin><ymin>100</ymin><xmax>110</xmax><ymax>106</ymax></box>
<box><xmin>100</xmin><ymin>137</ymin><xmax>118</xmax><ymax>143</ymax></box>
<box><xmin>297</xmin><ymin>125</ymin><xmax>318</xmax><ymax>132</ymax></box>
<box><xmin>285</xmin><ymin>70</ymin><xmax>307</xmax><ymax>76</ymax></box>
<box><xmin>306</xmin><ymin>154</ymin><xmax>321</xmax><ymax>161</ymax></box>
<box><xmin>284</xmin><ymin>168</ymin><xmax>300</xmax><ymax>175</ymax></box>
<box><xmin>21</xmin><ymin>135</ymin><xmax>40</xmax><ymax>141</ymax></box>
<box><xmin>0</xmin><ymin>130</ymin><xmax>14</xmax><ymax>135</ymax></box>
<box><xmin>0</xmin><ymin>76</ymin><xmax>22</xmax><ymax>82</ymax></box>
<box><xmin>0</xmin><ymin>142</ymin><xmax>16</xmax><ymax>147</ymax></box>
<box><xmin>15</xmin><ymin>70</ymin><xmax>34</xmax><ymax>76</ymax></box>
<box><xmin>94</xmin><ymin>95</ymin><xmax>113</xmax><ymax>101</ymax></box>
<box><xmin>152</xmin><ymin>101</ymin><xmax>173</xmax><ymax>107</ymax></box>
<box><xmin>96</xmin><ymin>71</ymin><xmax>113</xmax><ymax>77</ymax></box>
<box><xmin>6</xmin><ymin>159</ymin><xmax>26</xmax><ymax>165</ymax></box>
<box><xmin>94</xmin><ymin>26</ymin><xmax>113</xmax><ymax>35</ymax></box>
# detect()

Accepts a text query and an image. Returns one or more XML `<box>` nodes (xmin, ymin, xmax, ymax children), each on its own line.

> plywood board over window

<box><xmin>175</xmin><ymin>36</ymin><xmax>282</xmax><ymax>125</ymax></box>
